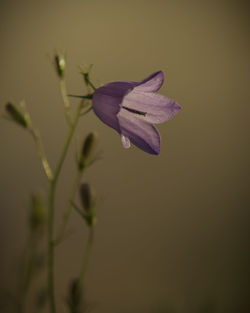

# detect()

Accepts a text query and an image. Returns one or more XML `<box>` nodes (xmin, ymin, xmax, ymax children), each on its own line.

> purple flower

<box><xmin>92</xmin><ymin>71</ymin><xmax>181</xmax><ymax>155</ymax></box>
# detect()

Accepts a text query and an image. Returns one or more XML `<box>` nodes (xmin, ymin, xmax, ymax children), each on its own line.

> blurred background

<box><xmin>0</xmin><ymin>0</ymin><xmax>249</xmax><ymax>312</ymax></box>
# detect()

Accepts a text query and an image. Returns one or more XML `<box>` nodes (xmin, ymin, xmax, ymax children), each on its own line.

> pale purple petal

<box><xmin>121</xmin><ymin>134</ymin><xmax>131</xmax><ymax>148</ymax></box>
<box><xmin>122</xmin><ymin>90</ymin><xmax>181</xmax><ymax>124</ymax></box>
<box><xmin>118</xmin><ymin>109</ymin><xmax>161</xmax><ymax>155</ymax></box>
<box><xmin>134</xmin><ymin>71</ymin><xmax>164</xmax><ymax>92</ymax></box>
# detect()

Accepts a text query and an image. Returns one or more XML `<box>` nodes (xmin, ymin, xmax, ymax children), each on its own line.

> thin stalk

<box><xmin>17</xmin><ymin>235</ymin><xmax>35</xmax><ymax>313</ymax></box>
<box><xmin>47</xmin><ymin>104</ymin><xmax>82</xmax><ymax>313</ymax></box>
<box><xmin>78</xmin><ymin>228</ymin><xmax>94</xmax><ymax>288</ymax></box>
<box><xmin>81</xmin><ymin>106</ymin><xmax>93</xmax><ymax>116</ymax></box>
<box><xmin>60</xmin><ymin>79</ymin><xmax>72</xmax><ymax>125</ymax></box>
<box><xmin>30</xmin><ymin>129</ymin><xmax>53</xmax><ymax>181</ymax></box>
<box><xmin>54</xmin><ymin>170</ymin><xmax>83</xmax><ymax>245</ymax></box>
<box><xmin>53</xmin><ymin>105</ymin><xmax>82</xmax><ymax>184</ymax></box>
<box><xmin>67</xmin><ymin>94</ymin><xmax>93</xmax><ymax>100</ymax></box>
<box><xmin>87</xmin><ymin>80</ymin><xmax>96</xmax><ymax>91</ymax></box>
<box><xmin>48</xmin><ymin>181</ymin><xmax>56</xmax><ymax>313</ymax></box>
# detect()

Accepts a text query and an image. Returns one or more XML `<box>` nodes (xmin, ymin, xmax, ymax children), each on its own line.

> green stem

<box><xmin>48</xmin><ymin>181</ymin><xmax>56</xmax><ymax>313</ymax></box>
<box><xmin>54</xmin><ymin>170</ymin><xmax>83</xmax><ymax>245</ymax></box>
<box><xmin>60</xmin><ymin>79</ymin><xmax>72</xmax><ymax>125</ymax></box>
<box><xmin>47</xmin><ymin>104</ymin><xmax>82</xmax><ymax>313</ymax></box>
<box><xmin>17</xmin><ymin>232</ymin><xmax>40</xmax><ymax>313</ymax></box>
<box><xmin>87</xmin><ymin>80</ymin><xmax>96</xmax><ymax>91</ymax></box>
<box><xmin>78</xmin><ymin>228</ymin><xmax>94</xmax><ymax>288</ymax></box>
<box><xmin>30</xmin><ymin>129</ymin><xmax>53</xmax><ymax>181</ymax></box>
<box><xmin>53</xmin><ymin>105</ymin><xmax>82</xmax><ymax>184</ymax></box>
<box><xmin>67</xmin><ymin>94</ymin><xmax>93</xmax><ymax>100</ymax></box>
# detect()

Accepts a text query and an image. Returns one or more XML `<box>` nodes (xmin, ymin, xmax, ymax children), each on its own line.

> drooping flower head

<box><xmin>92</xmin><ymin>71</ymin><xmax>180</xmax><ymax>155</ymax></box>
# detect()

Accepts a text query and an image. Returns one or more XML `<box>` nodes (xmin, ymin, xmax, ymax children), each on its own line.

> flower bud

<box><xmin>67</xmin><ymin>278</ymin><xmax>87</xmax><ymax>313</ymax></box>
<box><xmin>54</xmin><ymin>54</ymin><xmax>66</xmax><ymax>78</ymax></box>
<box><xmin>82</xmin><ymin>132</ymin><xmax>98</xmax><ymax>161</ymax></box>
<box><xmin>80</xmin><ymin>184</ymin><xmax>96</xmax><ymax>227</ymax></box>
<box><xmin>5</xmin><ymin>102</ymin><xmax>29</xmax><ymax>128</ymax></box>
<box><xmin>80</xmin><ymin>183</ymin><xmax>95</xmax><ymax>213</ymax></box>
<box><xmin>78</xmin><ymin>132</ymin><xmax>98</xmax><ymax>170</ymax></box>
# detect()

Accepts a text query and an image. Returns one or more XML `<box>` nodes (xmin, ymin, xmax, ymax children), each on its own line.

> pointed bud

<box><xmin>55</xmin><ymin>54</ymin><xmax>66</xmax><ymax>78</ymax></box>
<box><xmin>67</xmin><ymin>278</ymin><xmax>86</xmax><ymax>313</ymax></box>
<box><xmin>5</xmin><ymin>102</ymin><xmax>29</xmax><ymax>128</ymax></box>
<box><xmin>29</xmin><ymin>194</ymin><xmax>45</xmax><ymax>232</ymax></box>
<box><xmin>78</xmin><ymin>132</ymin><xmax>98</xmax><ymax>171</ymax></box>
<box><xmin>80</xmin><ymin>184</ymin><xmax>96</xmax><ymax>227</ymax></box>
<box><xmin>80</xmin><ymin>183</ymin><xmax>95</xmax><ymax>213</ymax></box>
<box><xmin>82</xmin><ymin>132</ymin><xmax>98</xmax><ymax>161</ymax></box>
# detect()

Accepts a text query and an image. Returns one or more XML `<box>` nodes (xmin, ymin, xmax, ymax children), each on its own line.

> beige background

<box><xmin>0</xmin><ymin>0</ymin><xmax>249</xmax><ymax>312</ymax></box>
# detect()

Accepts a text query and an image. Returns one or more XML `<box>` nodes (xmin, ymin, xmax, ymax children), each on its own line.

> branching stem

<box><xmin>47</xmin><ymin>103</ymin><xmax>82</xmax><ymax>313</ymax></box>
<box><xmin>54</xmin><ymin>170</ymin><xmax>83</xmax><ymax>245</ymax></box>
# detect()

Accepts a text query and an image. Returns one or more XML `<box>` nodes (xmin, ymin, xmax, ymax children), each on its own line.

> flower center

<box><xmin>122</xmin><ymin>106</ymin><xmax>146</xmax><ymax>116</ymax></box>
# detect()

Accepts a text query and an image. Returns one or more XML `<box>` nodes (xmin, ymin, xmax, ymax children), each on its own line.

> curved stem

<box><xmin>47</xmin><ymin>103</ymin><xmax>82</xmax><ymax>313</ymax></box>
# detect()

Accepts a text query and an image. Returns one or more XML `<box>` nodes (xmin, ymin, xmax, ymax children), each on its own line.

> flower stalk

<box><xmin>47</xmin><ymin>103</ymin><xmax>83</xmax><ymax>313</ymax></box>
<box><xmin>54</xmin><ymin>170</ymin><xmax>82</xmax><ymax>246</ymax></box>
<box><xmin>60</xmin><ymin>79</ymin><xmax>72</xmax><ymax>126</ymax></box>
<box><xmin>29</xmin><ymin>128</ymin><xmax>53</xmax><ymax>181</ymax></box>
<box><xmin>78</xmin><ymin>228</ymin><xmax>94</xmax><ymax>288</ymax></box>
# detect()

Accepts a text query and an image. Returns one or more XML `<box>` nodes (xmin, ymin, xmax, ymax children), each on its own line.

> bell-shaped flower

<box><xmin>92</xmin><ymin>71</ymin><xmax>181</xmax><ymax>154</ymax></box>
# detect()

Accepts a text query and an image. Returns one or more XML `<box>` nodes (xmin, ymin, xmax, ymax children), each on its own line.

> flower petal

<box><xmin>134</xmin><ymin>71</ymin><xmax>164</xmax><ymax>92</ymax></box>
<box><xmin>92</xmin><ymin>81</ymin><xmax>137</xmax><ymax>132</ymax></box>
<box><xmin>118</xmin><ymin>108</ymin><xmax>161</xmax><ymax>155</ymax></box>
<box><xmin>94</xmin><ymin>81</ymin><xmax>135</xmax><ymax>98</ymax></box>
<box><xmin>122</xmin><ymin>90</ymin><xmax>181</xmax><ymax>124</ymax></box>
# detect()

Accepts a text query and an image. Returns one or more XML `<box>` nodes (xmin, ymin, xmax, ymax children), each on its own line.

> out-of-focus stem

<box><xmin>78</xmin><ymin>228</ymin><xmax>94</xmax><ymax>288</ymax></box>
<box><xmin>17</xmin><ymin>235</ymin><xmax>35</xmax><ymax>313</ymax></box>
<box><xmin>48</xmin><ymin>181</ymin><xmax>56</xmax><ymax>313</ymax></box>
<box><xmin>54</xmin><ymin>170</ymin><xmax>83</xmax><ymax>245</ymax></box>
<box><xmin>47</xmin><ymin>103</ymin><xmax>82</xmax><ymax>313</ymax></box>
